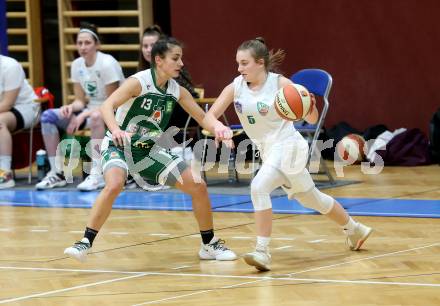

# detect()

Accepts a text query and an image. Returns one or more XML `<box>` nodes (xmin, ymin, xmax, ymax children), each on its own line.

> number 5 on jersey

<box><xmin>247</xmin><ymin>115</ymin><xmax>256</xmax><ymax>124</ymax></box>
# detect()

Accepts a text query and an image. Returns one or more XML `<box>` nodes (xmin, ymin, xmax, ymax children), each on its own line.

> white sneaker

<box><xmin>344</xmin><ymin>222</ymin><xmax>373</xmax><ymax>251</ymax></box>
<box><xmin>64</xmin><ymin>238</ymin><xmax>91</xmax><ymax>262</ymax></box>
<box><xmin>77</xmin><ymin>174</ymin><xmax>105</xmax><ymax>191</ymax></box>
<box><xmin>199</xmin><ymin>237</ymin><xmax>237</xmax><ymax>261</ymax></box>
<box><xmin>243</xmin><ymin>249</ymin><xmax>272</xmax><ymax>271</ymax></box>
<box><xmin>140</xmin><ymin>182</ymin><xmax>170</xmax><ymax>191</ymax></box>
<box><xmin>35</xmin><ymin>172</ymin><xmax>67</xmax><ymax>190</ymax></box>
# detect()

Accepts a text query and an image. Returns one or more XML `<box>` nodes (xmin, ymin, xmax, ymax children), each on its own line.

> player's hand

<box><xmin>66</xmin><ymin>116</ymin><xmax>81</xmax><ymax>134</ymax></box>
<box><xmin>214</xmin><ymin>125</ymin><xmax>234</xmax><ymax>148</ymax></box>
<box><xmin>60</xmin><ymin>104</ymin><xmax>73</xmax><ymax>118</ymax></box>
<box><xmin>219</xmin><ymin>138</ymin><xmax>235</xmax><ymax>149</ymax></box>
<box><xmin>214</xmin><ymin>125</ymin><xmax>233</xmax><ymax>140</ymax></box>
<box><xmin>112</xmin><ymin>129</ymin><xmax>132</xmax><ymax>147</ymax></box>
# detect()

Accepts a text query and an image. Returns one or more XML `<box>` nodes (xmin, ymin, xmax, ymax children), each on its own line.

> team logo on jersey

<box><xmin>257</xmin><ymin>102</ymin><xmax>269</xmax><ymax>116</ymax></box>
<box><xmin>234</xmin><ymin>101</ymin><xmax>243</xmax><ymax>113</ymax></box>
<box><xmin>85</xmin><ymin>81</ymin><xmax>98</xmax><ymax>97</ymax></box>
<box><xmin>152</xmin><ymin>109</ymin><xmax>162</xmax><ymax>123</ymax></box>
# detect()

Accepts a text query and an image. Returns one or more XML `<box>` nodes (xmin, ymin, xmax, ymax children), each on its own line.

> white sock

<box><xmin>342</xmin><ymin>217</ymin><xmax>357</xmax><ymax>234</ymax></box>
<box><xmin>48</xmin><ymin>156</ymin><xmax>57</xmax><ymax>173</ymax></box>
<box><xmin>89</xmin><ymin>159</ymin><xmax>102</xmax><ymax>176</ymax></box>
<box><xmin>0</xmin><ymin>155</ymin><xmax>12</xmax><ymax>171</ymax></box>
<box><xmin>256</xmin><ymin>236</ymin><xmax>271</xmax><ymax>251</ymax></box>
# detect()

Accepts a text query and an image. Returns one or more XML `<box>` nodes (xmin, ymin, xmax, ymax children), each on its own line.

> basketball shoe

<box><xmin>243</xmin><ymin>249</ymin><xmax>271</xmax><ymax>271</ymax></box>
<box><xmin>64</xmin><ymin>238</ymin><xmax>91</xmax><ymax>262</ymax></box>
<box><xmin>36</xmin><ymin>172</ymin><xmax>67</xmax><ymax>190</ymax></box>
<box><xmin>199</xmin><ymin>237</ymin><xmax>237</xmax><ymax>261</ymax></box>
<box><xmin>344</xmin><ymin>222</ymin><xmax>373</xmax><ymax>251</ymax></box>
<box><xmin>77</xmin><ymin>174</ymin><xmax>105</xmax><ymax>191</ymax></box>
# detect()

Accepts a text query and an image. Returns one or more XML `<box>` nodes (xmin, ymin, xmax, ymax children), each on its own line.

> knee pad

<box><xmin>41</xmin><ymin>109</ymin><xmax>59</xmax><ymax>124</ymax></box>
<box><xmin>294</xmin><ymin>187</ymin><xmax>334</xmax><ymax>214</ymax></box>
<box><xmin>41</xmin><ymin>122</ymin><xmax>59</xmax><ymax>135</ymax></box>
<box><xmin>250</xmin><ymin>178</ymin><xmax>273</xmax><ymax>211</ymax></box>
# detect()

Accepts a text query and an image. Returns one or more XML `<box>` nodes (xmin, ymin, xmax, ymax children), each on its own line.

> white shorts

<box><xmin>13</xmin><ymin>103</ymin><xmax>41</xmax><ymax>129</ymax></box>
<box><xmin>258</xmin><ymin>131</ymin><xmax>314</xmax><ymax>196</ymax></box>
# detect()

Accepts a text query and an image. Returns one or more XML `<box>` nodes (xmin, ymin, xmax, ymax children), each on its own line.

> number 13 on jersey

<box><xmin>141</xmin><ymin>98</ymin><xmax>153</xmax><ymax>110</ymax></box>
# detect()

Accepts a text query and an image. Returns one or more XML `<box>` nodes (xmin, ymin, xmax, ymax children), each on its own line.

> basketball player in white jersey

<box><xmin>0</xmin><ymin>55</ymin><xmax>39</xmax><ymax>188</ymax></box>
<box><xmin>203</xmin><ymin>37</ymin><xmax>373</xmax><ymax>271</ymax></box>
<box><xmin>36</xmin><ymin>23</ymin><xmax>125</xmax><ymax>191</ymax></box>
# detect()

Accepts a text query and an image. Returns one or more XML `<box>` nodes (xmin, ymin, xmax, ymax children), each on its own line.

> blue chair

<box><xmin>290</xmin><ymin>69</ymin><xmax>334</xmax><ymax>184</ymax></box>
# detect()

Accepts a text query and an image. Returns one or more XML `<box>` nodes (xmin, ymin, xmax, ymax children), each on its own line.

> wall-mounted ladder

<box><xmin>57</xmin><ymin>0</ymin><xmax>153</xmax><ymax>104</ymax></box>
<box><xmin>6</xmin><ymin>0</ymin><xmax>43</xmax><ymax>86</ymax></box>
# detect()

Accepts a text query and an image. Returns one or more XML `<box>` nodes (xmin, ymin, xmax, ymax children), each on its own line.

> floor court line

<box><xmin>132</xmin><ymin>279</ymin><xmax>265</xmax><ymax>306</ymax></box>
<box><xmin>132</xmin><ymin>276</ymin><xmax>440</xmax><ymax>306</ymax></box>
<box><xmin>285</xmin><ymin>242</ymin><xmax>440</xmax><ymax>277</ymax></box>
<box><xmin>133</xmin><ymin>241</ymin><xmax>440</xmax><ymax>305</ymax></box>
<box><xmin>1</xmin><ymin>242</ymin><xmax>438</xmax><ymax>279</ymax></box>
<box><xmin>1</xmin><ymin>242</ymin><xmax>439</xmax><ymax>304</ymax></box>
<box><xmin>0</xmin><ymin>273</ymin><xmax>148</xmax><ymax>304</ymax></box>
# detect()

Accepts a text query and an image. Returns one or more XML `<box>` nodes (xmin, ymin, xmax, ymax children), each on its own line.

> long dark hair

<box><xmin>150</xmin><ymin>36</ymin><xmax>182</xmax><ymax>68</ymax></box>
<box><xmin>137</xmin><ymin>25</ymin><xmax>164</xmax><ymax>71</ymax></box>
<box><xmin>140</xmin><ymin>34</ymin><xmax>199</xmax><ymax>98</ymax></box>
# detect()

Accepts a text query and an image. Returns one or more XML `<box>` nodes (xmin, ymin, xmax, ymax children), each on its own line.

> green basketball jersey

<box><xmin>111</xmin><ymin>68</ymin><xmax>180</xmax><ymax>146</ymax></box>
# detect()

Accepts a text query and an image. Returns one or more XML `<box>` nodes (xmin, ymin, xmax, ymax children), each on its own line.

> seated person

<box><xmin>0</xmin><ymin>54</ymin><xmax>40</xmax><ymax>189</ymax></box>
<box><xmin>36</xmin><ymin>23</ymin><xmax>124</xmax><ymax>191</ymax></box>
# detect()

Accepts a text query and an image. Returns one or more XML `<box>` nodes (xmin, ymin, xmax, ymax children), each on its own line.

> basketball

<box><xmin>274</xmin><ymin>83</ymin><xmax>313</xmax><ymax>121</ymax></box>
<box><xmin>336</xmin><ymin>134</ymin><xmax>366</xmax><ymax>163</ymax></box>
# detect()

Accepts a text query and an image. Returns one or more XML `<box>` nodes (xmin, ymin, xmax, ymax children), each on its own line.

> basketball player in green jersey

<box><xmin>64</xmin><ymin>37</ymin><xmax>237</xmax><ymax>262</ymax></box>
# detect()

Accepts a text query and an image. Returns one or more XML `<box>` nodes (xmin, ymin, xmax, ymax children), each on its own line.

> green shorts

<box><xmin>101</xmin><ymin>136</ymin><xmax>188</xmax><ymax>186</ymax></box>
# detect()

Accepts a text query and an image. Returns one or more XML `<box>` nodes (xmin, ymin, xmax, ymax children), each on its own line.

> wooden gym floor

<box><xmin>0</xmin><ymin>164</ymin><xmax>439</xmax><ymax>305</ymax></box>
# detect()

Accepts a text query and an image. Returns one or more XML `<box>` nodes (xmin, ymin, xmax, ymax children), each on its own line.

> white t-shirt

<box><xmin>0</xmin><ymin>55</ymin><xmax>37</xmax><ymax>106</ymax></box>
<box><xmin>71</xmin><ymin>51</ymin><xmax>125</xmax><ymax>108</ymax></box>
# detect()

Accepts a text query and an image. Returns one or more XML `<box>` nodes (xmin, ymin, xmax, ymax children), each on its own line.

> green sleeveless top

<box><xmin>109</xmin><ymin>68</ymin><xmax>180</xmax><ymax>147</ymax></box>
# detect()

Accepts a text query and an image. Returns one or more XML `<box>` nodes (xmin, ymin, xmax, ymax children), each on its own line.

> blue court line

<box><xmin>0</xmin><ymin>190</ymin><xmax>438</xmax><ymax>218</ymax></box>
<box><xmin>215</xmin><ymin>196</ymin><xmax>440</xmax><ymax>218</ymax></box>
<box><xmin>0</xmin><ymin>190</ymin><xmax>249</xmax><ymax>211</ymax></box>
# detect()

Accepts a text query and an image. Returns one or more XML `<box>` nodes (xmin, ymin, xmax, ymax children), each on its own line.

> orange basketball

<box><xmin>274</xmin><ymin>83</ymin><xmax>313</xmax><ymax>121</ymax></box>
<box><xmin>336</xmin><ymin>134</ymin><xmax>366</xmax><ymax>163</ymax></box>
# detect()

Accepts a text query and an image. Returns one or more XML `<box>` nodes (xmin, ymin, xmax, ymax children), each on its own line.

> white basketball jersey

<box><xmin>233</xmin><ymin>72</ymin><xmax>297</xmax><ymax>146</ymax></box>
<box><xmin>71</xmin><ymin>51</ymin><xmax>125</xmax><ymax>108</ymax></box>
<box><xmin>0</xmin><ymin>55</ymin><xmax>37</xmax><ymax>106</ymax></box>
